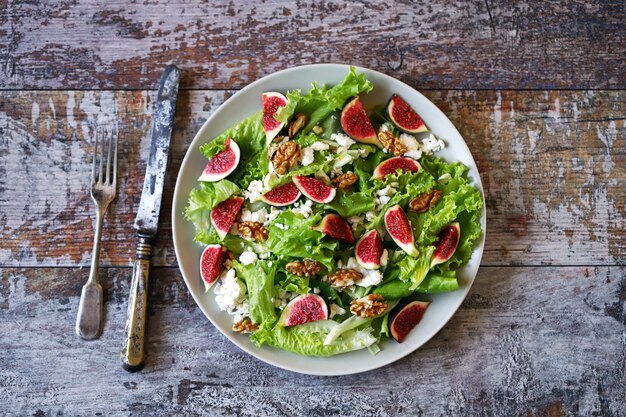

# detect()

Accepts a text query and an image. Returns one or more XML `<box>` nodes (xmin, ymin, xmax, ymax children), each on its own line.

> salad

<box><xmin>185</xmin><ymin>67</ymin><xmax>483</xmax><ymax>356</ymax></box>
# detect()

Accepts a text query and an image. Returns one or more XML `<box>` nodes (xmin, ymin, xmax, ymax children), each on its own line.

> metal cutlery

<box><xmin>76</xmin><ymin>124</ymin><xmax>118</xmax><ymax>340</ymax></box>
<box><xmin>120</xmin><ymin>65</ymin><xmax>180</xmax><ymax>372</ymax></box>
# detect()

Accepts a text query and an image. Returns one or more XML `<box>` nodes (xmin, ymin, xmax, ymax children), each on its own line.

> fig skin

<box><xmin>384</xmin><ymin>205</ymin><xmax>419</xmax><ymax>257</ymax></box>
<box><xmin>386</xmin><ymin>94</ymin><xmax>428</xmax><ymax>134</ymax></box>
<box><xmin>389</xmin><ymin>300</ymin><xmax>430</xmax><ymax>343</ymax></box>
<box><xmin>293</xmin><ymin>175</ymin><xmax>337</xmax><ymax>204</ymax></box>
<box><xmin>340</xmin><ymin>97</ymin><xmax>380</xmax><ymax>146</ymax></box>
<box><xmin>372</xmin><ymin>156</ymin><xmax>421</xmax><ymax>180</ymax></box>
<box><xmin>313</xmin><ymin>213</ymin><xmax>355</xmax><ymax>244</ymax></box>
<box><xmin>198</xmin><ymin>138</ymin><xmax>241</xmax><ymax>182</ymax></box>
<box><xmin>199</xmin><ymin>245</ymin><xmax>227</xmax><ymax>291</ymax></box>
<box><xmin>355</xmin><ymin>229</ymin><xmax>384</xmax><ymax>270</ymax></box>
<box><xmin>431</xmin><ymin>222</ymin><xmax>461</xmax><ymax>267</ymax></box>
<box><xmin>278</xmin><ymin>294</ymin><xmax>329</xmax><ymax>327</ymax></box>
<box><xmin>210</xmin><ymin>196</ymin><xmax>244</xmax><ymax>239</ymax></box>
<box><xmin>261</xmin><ymin>182</ymin><xmax>301</xmax><ymax>206</ymax></box>
<box><xmin>262</xmin><ymin>92</ymin><xmax>288</xmax><ymax>144</ymax></box>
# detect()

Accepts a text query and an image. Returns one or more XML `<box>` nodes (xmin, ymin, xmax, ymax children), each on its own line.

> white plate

<box><xmin>172</xmin><ymin>64</ymin><xmax>486</xmax><ymax>376</ymax></box>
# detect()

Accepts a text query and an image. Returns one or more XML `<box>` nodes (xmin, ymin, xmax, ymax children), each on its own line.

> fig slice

<box><xmin>198</xmin><ymin>137</ymin><xmax>241</xmax><ymax>182</ymax></box>
<box><xmin>262</xmin><ymin>92</ymin><xmax>288</xmax><ymax>144</ymax></box>
<box><xmin>372</xmin><ymin>156</ymin><xmax>421</xmax><ymax>180</ymax></box>
<box><xmin>384</xmin><ymin>205</ymin><xmax>419</xmax><ymax>257</ymax></box>
<box><xmin>386</xmin><ymin>94</ymin><xmax>428</xmax><ymax>134</ymax></box>
<box><xmin>389</xmin><ymin>300</ymin><xmax>430</xmax><ymax>343</ymax></box>
<box><xmin>199</xmin><ymin>244</ymin><xmax>227</xmax><ymax>291</ymax></box>
<box><xmin>313</xmin><ymin>213</ymin><xmax>355</xmax><ymax>243</ymax></box>
<box><xmin>355</xmin><ymin>229</ymin><xmax>384</xmax><ymax>270</ymax></box>
<box><xmin>431</xmin><ymin>222</ymin><xmax>461</xmax><ymax>267</ymax></box>
<box><xmin>210</xmin><ymin>196</ymin><xmax>244</xmax><ymax>239</ymax></box>
<box><xmin>293</xmin><ymin>175</ymin><xmax>336</xmax><ymax>204</ymax></box>
<box><xmin>340</xmin><ymin>97</ymin><xmax>380</xmax><ymax>146</ymax></box>
<box><xmin>278</xmin><ymin>294</ymin><xmax>329</xmax><ymax>327</ymax></box>
<box><xmin>260</xmin><ymin>182</ymin><xmax>301</xmax><ymax>206</ymax></box>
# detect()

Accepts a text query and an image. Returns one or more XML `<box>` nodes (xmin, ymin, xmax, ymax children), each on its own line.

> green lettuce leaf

<box><xmin>266</xmin><ymin>211</ymin><xmax>338</xmax><ymax>269</ymax></box>
<box><xmin>234</xmin><ymin>260</ymin><xmax>277</xmax><ymax>324</ymax></box>
<box><xmin>324</xmin><ymin>189</ymin><xmax>375</xmax><ymax>218</ymax></box>
<box><xmin>395</xmin><ymin>246</ymin><xmax>435</xmax><ymax>290</ymax></box>
<box><xmin>184</xmin><ymin>180</ymin><xmax>240</xmax><ymax>236</ymax></box>
<box><xmin>416</xmin><ymin>271</ymin><xmax>459</xmax><ymax>293</ymax></box>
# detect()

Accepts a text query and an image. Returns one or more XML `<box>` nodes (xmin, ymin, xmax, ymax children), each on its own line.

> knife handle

<box><xmin>120</xmin><ymin>235</ymin><xmax>153</xmax><ymax>372</ymax></box>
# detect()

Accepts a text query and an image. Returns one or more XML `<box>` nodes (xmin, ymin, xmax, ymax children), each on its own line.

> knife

<box><xmin>121</xmin><ymin>65</ymin><xmax>180</xmax><ymax>372</ymax></box>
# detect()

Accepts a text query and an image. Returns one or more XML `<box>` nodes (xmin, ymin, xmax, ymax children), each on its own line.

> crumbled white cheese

<box><xmin>268</xmin><ymin>161</ymin><xmax>276</xmax><ymax>173</ymax></box>
<box><xmin>329</xmin><ymin>303</ymin><xmax>346</xmax><ymax>318</ymax></box>
<box><xmin>399</xmin><ymin>133</ymin><xmax>423</xmax><ymax>160</ymax></box>
<box><xmin>273</xmin><ymin>290</ymin><xmax>298</xmax><ymax>309</ymax></box>
<box><xmin>274</xmin><ymin>222</ymin><xmax>288</xmax><ymax>230</ymax></box>
<box><xmin>377</xmin><ymin>195</ymin><xmax>391</xmax><ymax>208</ymax></box>
<box><xmin>347</xmin><ymin>215</ymin><xmax>364</xmax><ymax>231</ymax></box>
<box><xmin>313</xmin><ymin>287</ymin><xmax>320</xmax><ymax>294</ymax></box>
<box><xmin>310</xmin><ymin>141</ymin><xmax>330</xmax><ymax>151</ymax></box>
<box><xmin>438</xmin><ymin>173</ymin><xmax>452</xmax><ymax>182</ymax></box>
<box><xmin>213</xmin><ymin>269</ymin><xmax>248</xmax><ymax>321</ymax></box>
<box><xmin>325</xmin><ymin>155</ymin><xmax>334</xmax><ymax>163</ymax></box>
<box><xmin>380</xmin><ymin>249</ymin><xmax>389</xmax><ymax>266</ymax></box>
<box><xmin>263</xmin><ymin>172</ymin><xmax>278</xmax><ymax>189</ymax></box>
<box><xmin>240</xmin><ymin>207</ymin><xmax>269</xmax><ymax>224</ymax></box>
<box><xmin>243</xmin><ymin>180</ymin><xmax>264</xmax><ymax>202</ymax></box>
<box><xmin>421</xmin><ymin>134</ymin><xmax>446</xmax><ymax>154</ymax></box>
<box><xmin>239</xmin><ymin>249</ymin><xmax>258</xmax><ymax>265</ymax></box>
<box><xmin>330</xmin><ymin>166</ymin><xmax>344</xmax><ymax>178</ymax></box>
<box><xmin>382</xmin><ymin>148</ymin><xmax>389</xmax><ymax>154</ymax></box>
<box><xmin>331</xmin><ymin>133</ymin><xmax>355</xmax><ymax>148</ymax></box>
<box><xmin>346</xmin><ymin>257</ymin><xmax>383</xmax><ymax>287</ymax></box>
<box><xmin>292</xmin><ymin>199</ymin><xmax>313</xmax><ymax>218</ymax></box>
<box><xmin>358</xmin><ymin>148</ymin><xmax>370</xmax><ymax>158</ymax></box>
<box><xmin>267</xmin><ymin>207</ymin><xmax>282</xmax><ymax>222</ymax></box>
<box><xmin>377</xmin><ymin>185</ymin><xmax>396</xmax><ymax>197</ymax></box>
<box><xmin>365</xmin><ymin>211</ymin><xmax>377</xmax><ymax>221</ymax></box>
<box><xmin>380</xmin><ymin>123</ymin><xmax>391</xmax><ymax>133</ymax></box>
<box><xmin>301</xmin><ymin>147</ymin><xmax>315</xmax><ymax>166</ymax></box>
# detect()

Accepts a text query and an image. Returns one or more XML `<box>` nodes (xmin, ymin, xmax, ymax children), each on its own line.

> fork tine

<box><xmin>105</xmin><ymin>127</ymin><xmax>113</xmax><ymax>184</ymax></box>
<box><xmin>98</xmin><ymin>127</ymin><xmax>104</xmax><ymax>184</ymax></box>
<box><xmin>112</xmin><ymin>125</ymin><xmax>118</xmax><ymax>186</ymax></box>
<box><xmin>91</xmin><ymin>128</ymin><xmax>98</xmax><ymax>183</ymax></box>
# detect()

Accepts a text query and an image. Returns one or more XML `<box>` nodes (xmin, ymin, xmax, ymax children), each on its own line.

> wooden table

<box><xmin>1</xmin><ymin>1</ymin><xmax>624</xmax><ymax>415</ymax></box>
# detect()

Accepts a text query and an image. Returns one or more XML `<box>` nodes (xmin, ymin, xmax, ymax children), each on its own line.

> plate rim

<box><xmin>172</xmin><ymin>63</ymin><xmax>486</xmax><ymax>376</ymax></box>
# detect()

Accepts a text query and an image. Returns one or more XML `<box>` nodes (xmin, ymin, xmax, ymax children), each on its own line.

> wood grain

<box><xmin>1</xmin><ymin>90</ymin><xmax>624</xmax><ymax>268</ymax></box>
<box><xmin>1</xmin><ymin>1</ymin><xmax>625</xmax><ymax>90</ymax></box>
<box><xmin>1</xmin><ymin>265</ymin><xmax>624</xmax><ymax>416</ymax></box>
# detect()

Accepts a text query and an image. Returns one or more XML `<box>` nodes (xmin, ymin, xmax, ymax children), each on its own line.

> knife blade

<box><xmin>121</xmin><ymin>64</ymin><xmax>180</xmax><ymax>372</ymax></box>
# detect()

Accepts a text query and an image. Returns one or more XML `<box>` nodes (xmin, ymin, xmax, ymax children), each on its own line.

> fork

<box><xmin>76</xmin><ymin>125</ymin><xmax>118</xmax><ymax>340</ymax></box>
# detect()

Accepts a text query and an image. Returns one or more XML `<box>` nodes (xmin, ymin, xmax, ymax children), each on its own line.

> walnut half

<box><xmin>288</xmin><ymin>113</ymin><xmax>309</xmax><ymax>138</ymax></box>
<box><xmin>331</xmin><ymin>172</ymin><xmax>359</xmax><ymax>190</ymax></box>
<box><xmin>232</xmin><ymin>319</ymin><xmax>258</xmax><ymax>333</ymax></box>
<box><xmin>327</xmin><ymin>269</ymin><xmax>363</xmax><ymax>289</ymax></box>
<box><xmin>409</xmin><ymin>189</ymin><xmax>443</xmax><ymax>213</ymax></box>
<box><xmin>285</xmin><ymin>260</ymin><xmax>322</xmax><ymax>277</ymax></box>
<box><xmin>271</xmin><ymin>140</ymin><xmax>300</xmax><ymax>175</ymax></box>
<box><xmin>378</xmin><ymin>129</ymin><xmax>408</xmax><ymax>156</ymax></box>
<box><xmin>238</xmin><ymin>221</ymin><xmax>269</xmax><ymax>241</ymax></box>
<box><xmin>350</xmin><ymin>294</ymin><xmax>388</xmax><ymax>318</ymax></box>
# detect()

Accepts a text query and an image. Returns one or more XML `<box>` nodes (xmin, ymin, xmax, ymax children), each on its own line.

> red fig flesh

<box><xmin>261</xmin><ymin>182</ymin><xmax>301</xmax><ymax>206</ymax></box>
<box><xmin>210</xmin><ymin>196</ymin><xmax>244</xmax><ymax>239</ymax></box>
<box><xmin>262</xmin><ymin>92</ymin><xmax>288</xmax><ymax>144</ymax></box>
<box><xmin>340</xmin><ymin>97</ymin><xmax>380</xmax><ymax>146</ymax></box>
<box><xmin>198</xmin><ymin>138</ymin><xmax>241</xmax><ymax>182</ymax></box>
<box><xmin>384</xmin><ymin>205</ymin><xmax>419</xmax><ymax>257</ymax></box>
<box><xmin>355</xmin><ymin>229</ymin><xmax>384</xmax><ymax>270</ymax></box>
<box><xmin>200</xmin><ymin>244</ymin><xmax>227</xmax><ymax>291</ymax></box>
<box><xmin>278</xmin><ymin>294</ymin><xmax>329</xmax><ymax>327</ymax></box>
<box><xmin>390</xmin><ymin>300</ymin><xmax>430</xmax><ymax>343</ymax></box>
<box><xmin>293</xmin><ymin>175</ymin><xmax>336</xmax><ymax>204</ymax></box>
<box><xmin>313</xmin><ymin>213</ymin><xmax>355</xmax><ymax>243</ymax></box>
<box><xmin>372</xmin><ymin>157</ymin><xmax>420</xmax><ymax>180</ymax></box>
<box><xmin>386</xmin><ymin>94</ymin><xmax>428</xmax><ymax>134</ymax></box>
<box><xmin>431</xmin><ymin>222</ymin><xmax>461</xmax><ymax>267</ymax></box>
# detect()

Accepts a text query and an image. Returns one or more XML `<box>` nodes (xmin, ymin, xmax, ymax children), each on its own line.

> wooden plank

<box><xmin>0</xmin><ymin>90</ymin><xmax>624</xmax><ymax>267</ymax></box>
<box><xmin>0</xmin><ymin>266</ymin><xmax>624</xmax><ymax>416</ymax></box>
<box><xmin>1</xmin><ymin>1</ymin><xmax>625</xmax><ymax>90</ymax></box>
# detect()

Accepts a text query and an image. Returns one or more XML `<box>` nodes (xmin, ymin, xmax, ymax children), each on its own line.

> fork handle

<box><xmin>120</xmin><ymin>235</ymin><xmax>153</xmax><ymax>372</ymax></box>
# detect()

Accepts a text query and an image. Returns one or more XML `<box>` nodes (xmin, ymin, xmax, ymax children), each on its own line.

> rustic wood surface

<box><xmin>1</xmin><ymin>0</ymin><xmax>625</xmax><ymax>416</ymax></box>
